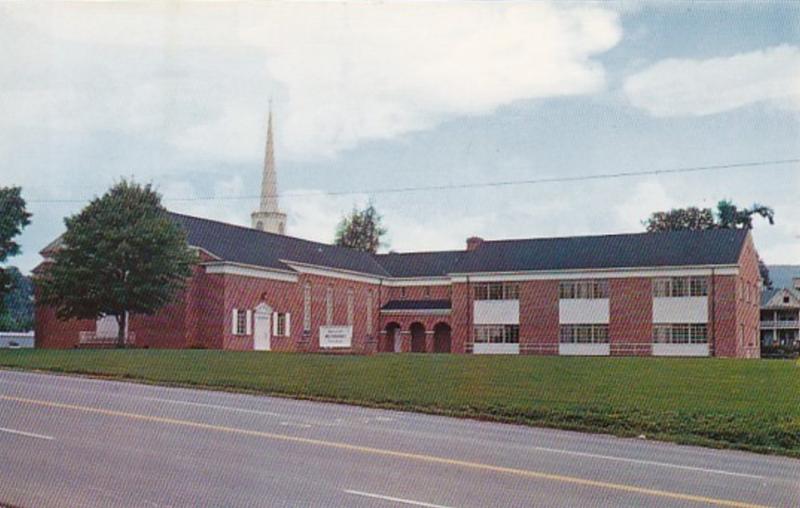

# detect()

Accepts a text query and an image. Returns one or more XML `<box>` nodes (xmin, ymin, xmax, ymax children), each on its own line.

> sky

<box><xmin>2</xmin><ymin>1</ymin><xmax>799</xmax><ymax>275</ymax></box>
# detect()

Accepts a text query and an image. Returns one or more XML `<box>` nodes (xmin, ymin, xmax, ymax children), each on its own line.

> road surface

<box><xmin>0</xmin><ymin>369</ymin><xmax>797</xmax><ymax>507</ymax></box>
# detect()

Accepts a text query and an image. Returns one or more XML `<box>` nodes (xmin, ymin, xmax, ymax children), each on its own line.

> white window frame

<box><xmin>473</xmin><ymin>325</ymin><xmax>520</xmax><ymax>344</ymax></box>
<box><xmin>473</xmin><ymin>283</ymin><xmax>520</xmax><ymax>301</ymax></box>
<box><xmin>653</xmin><ymin>323</ymin><xmax>707</xmax><ymax>344</ymax></box>
<box><xmin>559</xmin><ymin>324</ymin><xmax>609</xmax><ymax>344</ymax></box>
<box><xmin>232</xmin><ymin>309</ymin><xmax>249</xmax><ymax>336</ymax></box>
<box><xmin>303</xmin><ymin>283</ymin><xmax>312</xmax><ymax>333</ymax></box>
<box><xmin>653</xmin><ymin>277</ymin><xmax>708</xmax><ymax>297</ymax></box>
<box><xmin>558</xmin><ymin>280</ymin><xmax>609</xmax><ymax>300</ymax></box>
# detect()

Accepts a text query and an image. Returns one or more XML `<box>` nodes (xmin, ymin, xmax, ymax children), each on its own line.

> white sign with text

<box><xmin>319</xmin><ymin>326</ymin><xmax>353</xmax><ymax>348</ymax></box>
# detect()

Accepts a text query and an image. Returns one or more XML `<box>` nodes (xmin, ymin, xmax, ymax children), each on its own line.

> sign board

<box><xmin>319</xmin><ymin>326</ymin><xmax>353</xmax><ymax>348</ymax></box>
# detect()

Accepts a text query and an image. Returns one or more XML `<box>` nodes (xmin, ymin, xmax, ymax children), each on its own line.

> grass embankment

<box><xmin>0</xmin><ymin>350</ymin><xmax>798</xmax><ymax>457</ymax></box>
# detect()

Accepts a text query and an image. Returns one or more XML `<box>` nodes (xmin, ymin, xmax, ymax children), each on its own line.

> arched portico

<box><xmin>433</xmin><ymin>322</ymin><xmax>452</xmax><ymax>353</ymax></box>
<box><xmin>383</xmin><ymin>322</ymin><xmax>402</xmax><ymax>353</ymax></box>
<box><xmin>410</xmin><ymin>322</ymin><xmax>426</xmax><ymax>353</ymax></box>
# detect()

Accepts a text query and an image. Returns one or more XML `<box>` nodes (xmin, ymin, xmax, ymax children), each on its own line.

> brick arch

<box><xmin>409</xmin><ymin>322</ymin><xmax>426</xmax><ymax>353</ymax></box>
<box><xmin>381</xmin><ymin>321</ymin><xmax>402</xmax><ymax>353</ymax></box>
<box><xmin>433</xmin><ymin>322</ymin><xmax>452</xmax><ymax>353</ymax></box>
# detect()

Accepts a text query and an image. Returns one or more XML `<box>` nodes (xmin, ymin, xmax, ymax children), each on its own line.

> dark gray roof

<box><xmin>382</xmin><ymin>299</ymin><xmax>451</xmax><ymax>311</ymax></box>
<box><xmin>452</xmin><ymin>229</ymin><xmax>749</xmax><ymax>274</ymax></box>
<box><xmin>374</xmin><ymin>250</ymin><xmax>466</xmax><ymax>277</ymax></box>
<box><xmin>171</xmin><ymin>212</ymin><xmax>749</xmax><ymax>278</ymax></box>
<box><xmin>170</xmin><ymin>213</ymin><xmax>390</xmax><ymax>276</ymax></box>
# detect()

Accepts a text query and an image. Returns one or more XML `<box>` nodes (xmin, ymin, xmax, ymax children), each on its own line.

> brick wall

<box><xmin>609</xmin><ymin>278</ymin><xmax>653</xmax><ymax>356</ymax></box>
<box><xmin>519</xmin><ymin>280</ymin><xmax>559</xmax><ymax>355</ymax></box>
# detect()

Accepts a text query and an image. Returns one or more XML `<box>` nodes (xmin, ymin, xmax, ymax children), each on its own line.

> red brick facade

<box><xmin>35</xmin><ymin>229</ymin><xmax>762</xmax><ymax>359</ymax></box>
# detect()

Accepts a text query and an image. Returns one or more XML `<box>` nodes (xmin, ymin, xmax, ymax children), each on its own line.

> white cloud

<box><xmin>2</xmin><ymin>2</ymin><xmax>621</xmax><ymax>160</ymax></box>
<box><xmin>624</xmin><ymin>45</ymin><xmax>800</xmax><ymax>117</ymax></box>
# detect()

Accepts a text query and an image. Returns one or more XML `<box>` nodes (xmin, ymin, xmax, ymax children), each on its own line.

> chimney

<box><xmin>466</xmin><ymin>236</ymin><xmax>484</xmax><ymax>251</ymax></box>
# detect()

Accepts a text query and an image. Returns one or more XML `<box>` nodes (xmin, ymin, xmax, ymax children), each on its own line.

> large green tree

<box><xmin>334</xmin><ymin>202</ymin><xmax>387</xmax><ymax>253</ymax></box>
<box><xmin>644</xmin><ymin>200</ymin><xmax>775</xmax><ymax>288</ymax></box>
<box><xmin>0</xmin><ymin>267</ymin><xmax>33</xmax><ymax>332</ymax></box>
<box><xmin>0</xmin><ymin>186</ymin><xmax>32</xmax><ymax>310</ymax></box>
<box><xmin>38</xmin><ymin>181</ymin><xmax>196</xmax><ymax>347</ymax></box>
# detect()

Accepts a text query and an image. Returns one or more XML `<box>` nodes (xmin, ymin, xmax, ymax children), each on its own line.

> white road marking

<box><xmin>526</xmin><ymin>445</ymin><xmax>765</xmax><ymax>480</ymax></box>
<box><xmin>344</xmin><ymin>490</ymin><xmax>452</xmax><ymax>507</ymax></box>
<box><xmin>137</xmin><ymin>396</ymin><xmax>283</xmax><ymax>417</ymax></box>
<box><xmin>0</xmin><ymin>371</ymin><xmax>770</xmax><ymax>481</ymax></box>
<box><xmin>0</xmin><ymin>427</ymin><xmax>54</xmax><ymax>440</ymax></box>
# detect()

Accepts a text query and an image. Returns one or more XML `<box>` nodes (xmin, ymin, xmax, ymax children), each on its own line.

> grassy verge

<box><xmin>0</xmin><ymin>350</ymin><xmax>798</xmax><ymax>457</ymax></box>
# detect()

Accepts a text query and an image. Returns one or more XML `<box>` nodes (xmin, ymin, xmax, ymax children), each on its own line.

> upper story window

<box><xmin>473</xmin><ymin>282</ymin><xmax>519</xmax><ymax>300</ymax></box>
<box><xmin>303</xmin><ymin>283</ymin><xmax>312</xmax><ymax>333</ymax></box>
<box><xmin>559</xmin><ymin>280</ymin><xmax>609</xmax><ymax>299</ymax></box>
<box><xmin>326</xmin><ymin>286</ymin><xmax>334</xmax><ymax>325</ymax></box>
<box><xmin>653</xmin><ymin>277</ymin><xmax>708</xmax><ymax>297</ymax></box>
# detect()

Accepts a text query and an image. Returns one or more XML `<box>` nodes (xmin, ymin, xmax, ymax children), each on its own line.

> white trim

<box><xmin>450</xmin><ymin>265</ymin><xmax>739</xmax><ymax>283</ymax></box>
<box><xmin>231</xmin><ymin>309</ymin><xmax>238</xmax><ymax>335</ymax></box>
<box><xmin>285</xmin><ymin>313</ymin><xmax>291</xmax><ymax>337</ymax></box>
<box><xmin>383</xmin><ymin>277</ymin><xmax>452</xmax><ymax>287</ymax></box>
<box><xmin>281</xmin><ymin>260</ymin><xmax>384</xmax><ymax>284</ymax></box>
<box><xmin>652</xmin><ymin>343</ymin><xmax>710</xmax><ymax>357</ymax></box>
<box><xmin>245</xmin><ymin>310</ymin><xmax>252</xmax><ymax>335</ymax></box>
<box><xmin>473</xmin><ymin>343</ymin><xmax>520</xmax><ymax>355</ymax></box>
<box><xmin>652</xmin><ymin>296</ymin><xmax>708</xmax><ymax>323</ymax></box>
<box><xmin>204</xmin><ymin>262</ymin><xmax>299</xmax><ymax>282</ymax></box>
<box><xmin>559</xmin><ymin>343</ymin><xmax>610</xmax><ymax>356</ymax></box>
<box><xmin>272</xmin><ymin>312</ymin><xmax>279</xmax><ymax>336</ymax></box>
<box><xmin>473</xmin><ymin>300</ymin><xmax>519</xmax><ymax>325</ymax></box>
<box><xmin>559</xmin><ymin>299</ymin><xmax>610</xmax><ymax>324</ymax></box>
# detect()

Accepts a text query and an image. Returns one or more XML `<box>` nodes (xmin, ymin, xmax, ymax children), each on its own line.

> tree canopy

<box><xmin>0</xmin><ymin>186</ymin><xmax>32</xmax><ymax>311</ymax></box>
<box><xmin>0</xmin><ymin>267</ymin><xmax>33</xmax><ymax>332</ymax></box>
<box><xmin>644</xmin><ymin>200</ymin><xmax>774</xmax><ymax>288</ymax></box>
<box><xmin>38</xmin><ymin>181</ymin><xmax>196</xmax><ymax>347</ymax></box>
<box><xmin>334</xmin><ymin>202</ymin><xmax>387</xmax><ymax>253</ymax></box>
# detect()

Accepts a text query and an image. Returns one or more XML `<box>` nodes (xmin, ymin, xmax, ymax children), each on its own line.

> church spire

<box><xmin>251</xmin><ymin>102</ymin><xmax>287</xmax><ymax>234</ymax></box>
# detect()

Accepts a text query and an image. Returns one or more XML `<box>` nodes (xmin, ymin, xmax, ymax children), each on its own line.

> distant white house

<box><xmin>0</xmin><ymin>332</ymin><xmax>34</xmax><ymax>349</ymax></box>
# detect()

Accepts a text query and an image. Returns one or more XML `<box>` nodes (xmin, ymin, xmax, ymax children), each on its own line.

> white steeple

<box><xmin>251</xmin><ymin>103</ymin><xmax>287</xmax><ymax>234</ymax></box>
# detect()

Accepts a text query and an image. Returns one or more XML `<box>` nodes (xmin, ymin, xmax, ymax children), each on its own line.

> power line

<box><xmin>25</xmin><ymin>157</ymin><xmax>800</xmax><ymax>204</ymax></box>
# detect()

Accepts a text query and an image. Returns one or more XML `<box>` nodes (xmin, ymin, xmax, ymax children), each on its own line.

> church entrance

<box><xmin>253</xmin><ymin>303</ymin><xmax>272</xmax><ymax>351</ymax></box>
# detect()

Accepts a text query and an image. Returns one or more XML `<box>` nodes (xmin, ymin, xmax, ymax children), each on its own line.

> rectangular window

<box><xmin>326</xmin><ymin>286</ymin><xmax>333</xmax><ymax>325</ymax></box>
<box><xmin>653</xmin><ymin>324</ymin><xmax>708</xmax><ymax>344</ymax></box>
<box><xmin>559</xmin><ymin>324</ymin><xmax>610</xmax><ymax>344</ymax></box>
<box><xmin>303</xmin><ymin>283</ymin><xmax>312</xmax><ymax>333</ymax></box>
<box><xmin>366</xmin><ymin>290</ymin><xmax>374</xmax><ymax>335</ymax></box>
<box><xmin>234</xmin><ymin>309</ymin><xmax>248</xmax><ymax>336</ymax></box>
<box><xmin>653</xmin><ymin>277</ymin><xmax>708</xmax><ymax>297</ymax></box>
<box><xmin>347</xmin><ymin>288</ymin><xmax>354</xmax><ymax>326</ymax></box>
<box><xmin>275</xmin><ymin>313</ymin><xmax>287</xmax><ymax>336</ymax></box>
<box><xmin>473</xmin><ymin>325</ymin><xmax>519</xmax><ymax>344</ymax></box>
<box><xmin>558</xmin><ymin>281</ymin><xmax>609</xmax><ymax>299</ymax></box>
<box><xmin>473</xmin><ymin>283</ymin><xmax>520</xmax><ymax>300</ymax></box>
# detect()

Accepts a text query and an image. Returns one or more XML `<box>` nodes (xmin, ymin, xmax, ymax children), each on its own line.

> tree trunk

<box><xmin>116</xmin><ymin>313</ymin><xmax>126</xmax><ymax>348</ymax></box>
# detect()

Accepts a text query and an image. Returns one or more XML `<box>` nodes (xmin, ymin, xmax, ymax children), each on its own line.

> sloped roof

<box><xmin>382</xmin><ymin>299</ymin><xmax>452</xmax><ymax>311</ymax></box>
<box><xmin>170</xmin><ymin>213</ymin><xmax>390</xmax><ymax>276</ymax></box>
<box><xmin>452</xmin><ymin>229</ymin><xmax>749</xmax><ymax>274</ymax></box>
<box><xmin>169</xmin><ymin>212</ymin><xmax>749</xmax><ymax>278</ymax></box>
<box><xmin>374</xmin><ymin>250</ymin><xmax>466</xmax><ymax>277</ymax></box>
<box><xmin>761</xmin><ymin>287</ymin><xmax>800</xmax><ymax>308</ymax></box>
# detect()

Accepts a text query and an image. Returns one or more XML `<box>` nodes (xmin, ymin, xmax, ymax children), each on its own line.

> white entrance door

<box><xmin>253</xmin><ymin>303</ymin><xmax>272</xmax><ymax>351</ymax></box>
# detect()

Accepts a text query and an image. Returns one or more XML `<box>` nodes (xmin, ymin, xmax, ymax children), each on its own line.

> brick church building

<box><xmin>35</xmin><ymin>111</ymin><xmax>762</xmax><ymax>358</ymax></box>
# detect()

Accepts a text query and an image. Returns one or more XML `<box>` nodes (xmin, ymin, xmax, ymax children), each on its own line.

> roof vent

<box><xmin>466</xmin><ymin>236</ymin><xmax>484</xmax><ymax>251</ymax></box>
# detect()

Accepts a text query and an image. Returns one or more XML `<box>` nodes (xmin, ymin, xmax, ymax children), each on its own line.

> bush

<box><xmin>761</xmin><ymin>344</ymin><xmax>800</xmax><ymax>359</ymax></box>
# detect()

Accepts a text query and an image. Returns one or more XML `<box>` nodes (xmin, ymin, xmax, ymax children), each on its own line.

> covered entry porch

<box><xmin>379</xmin><ymin>299</ymin><xmax>453</xmax><ymax>353</ymax></box>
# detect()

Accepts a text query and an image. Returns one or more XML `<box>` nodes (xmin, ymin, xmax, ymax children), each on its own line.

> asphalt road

<box><xmin>0</xmin><ymin>370</ymin><xmax>797</xmax><ymax>508</ymax></box>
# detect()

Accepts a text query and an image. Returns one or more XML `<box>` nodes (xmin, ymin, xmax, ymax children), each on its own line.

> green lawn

<box><xmin>1</xmin><ymin>350</ymin><xmax>798</xmax><ymax>457</ymax></box>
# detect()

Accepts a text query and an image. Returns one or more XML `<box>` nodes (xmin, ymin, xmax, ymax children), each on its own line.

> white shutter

<box><xmin>285</xmin><ymin>313</ymin><xmax>291</xmax><ymax>337</ymax></box>
<box><xmin>273</xmin><ymin>312</ymin><xmax>279</xmax><ymax>336</ymax></box>
<box><xmin>232</xmin><ymin>309</ymin><xmax>238</xmax><ymax>334</ymax></box>
<box><xmin>246</xmin><ymin>310</ymin><xmax>252</xmax><ymax>335</ymax></box>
